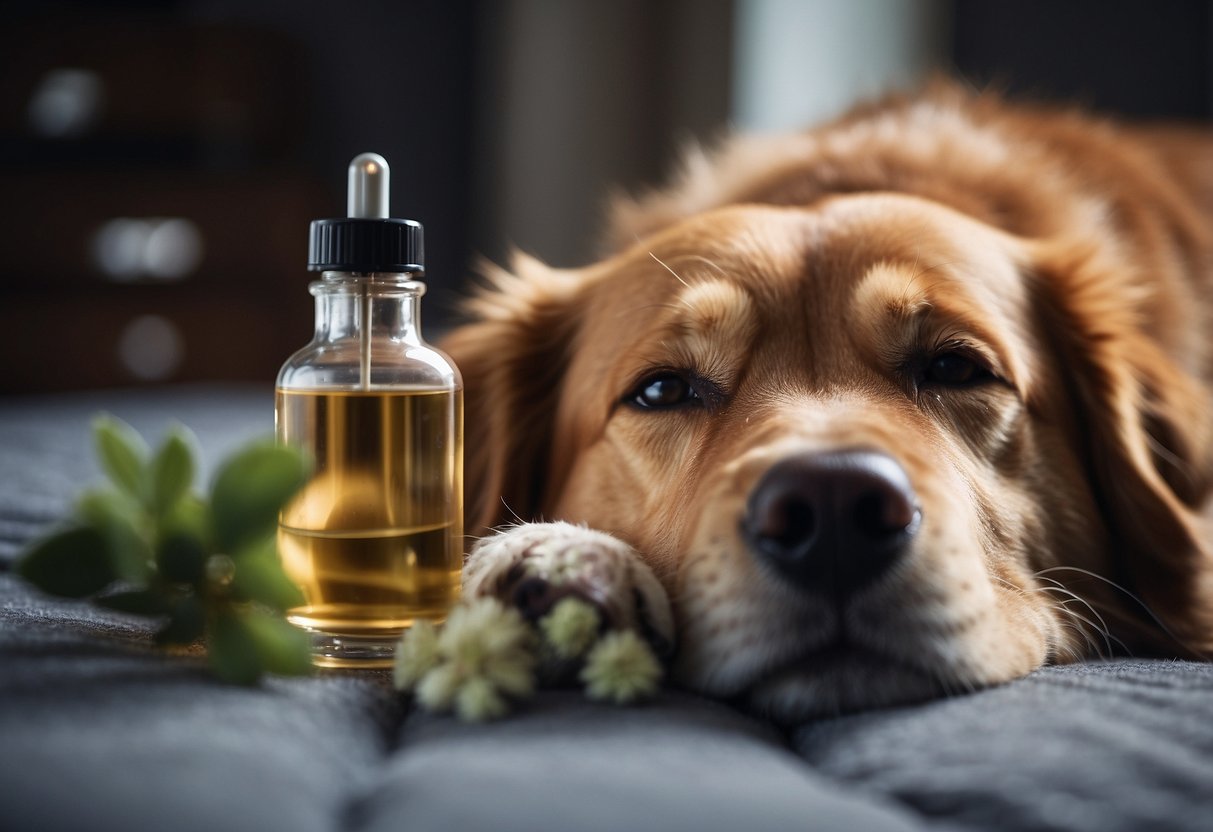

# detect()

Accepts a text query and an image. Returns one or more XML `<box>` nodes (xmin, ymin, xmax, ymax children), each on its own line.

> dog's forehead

<box><xmin>574</xmin><ymin>195</ymin><xmax>1035</xmax><ymax>392</ymax></box>
<box><xmin>601</xmin><ymin>196</ymin><xmax>1022</xmax><ymax>305</ymax></box>
<box><xmin>602</xmin><ymin>204</ymin><xmax>814</xmax><ymax>301</ymax></box>
<box><xmin>813</xmin><ymin>194</ymin><xmax>1026</xmax><ymax>278</ymax></box>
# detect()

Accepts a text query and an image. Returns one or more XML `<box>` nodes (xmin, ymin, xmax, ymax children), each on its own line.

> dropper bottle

<box><xmin>275</xmin><ymin>153</ymin><xmax>463</xmax><ymax>668</ymax></box>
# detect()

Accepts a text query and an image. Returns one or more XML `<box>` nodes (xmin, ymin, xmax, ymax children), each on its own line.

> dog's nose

<box><xmin>742</xmin><ymin>450</ymin><xmax>921</xmax><ymax>597</ymax></box>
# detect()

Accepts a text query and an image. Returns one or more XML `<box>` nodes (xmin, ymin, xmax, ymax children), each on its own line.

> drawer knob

<box><xmin>93</xmin><ymin>217</ymin><xmax>204</xmax><ymax>282</ymax></box>
<box><xmin>117</xmin><ymin>314</ymin><xmax>184</xmax><ymax>381</ymax></box>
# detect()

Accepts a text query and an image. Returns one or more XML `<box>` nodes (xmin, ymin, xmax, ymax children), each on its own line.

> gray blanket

<box><xmin>2</xmin><ymin>386</ymin><xmax>1211</xmax><ymax>831</ymax></box>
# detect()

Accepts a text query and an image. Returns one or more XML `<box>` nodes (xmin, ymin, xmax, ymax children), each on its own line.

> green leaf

<box><xmin>97</xmin><ymin>589</ymin><xmax>171</xmax><ymax>616</ymax></box>
<box><xmin>17</xmin><ymin>527</ymin><xmax>116</xmax><ymax>598</ymax></box>
<box><xmin>150</xmin><ymin>427</ymin><xmax>197</xmax><ymax>516</ymax></box>
<box><xmin>155</xmin><ymin>595</ymin><xmax>206</xmax><ymax>645</ymax></box>
<box><xmin>241</xmin><ymin>611</ymin><xmax>312</xmax><ymax>677</ymax></box>
<box><xmin>157</xmin><ymin>531</ymin><xmax>208</xmax><ymax>586</ymax></box>
<box><xmin>93</xmin><ymin>415</ymin><xmax>150</xmax><ymax>502</ymax></box>
<box><xmin>76</xmin><ymin>490</ymin><xmax>153</xmax><ymax>583</ymax></box>
<box><xmin>163</xmin><ymin>494</ymin><xmax>213</xmax><ymax>552</ymax></box>
<box><xmin>208</xmin><ymin>608</ymin><xmax>264</xmax><ymax>685</ymax></box>
<box><xmin>210</xmin><ymin>443</ymin><xmax>309</xmax><ymax>552</ymax></box>
<box><xmin>76</xmin><ymin>488</ymin><xmax>140</xmax><ymax>530</ymax></box>
<box><xmin>230</xmin><ymin>535</ymin><xmax>304</xmax><ymax>611</ymax></box>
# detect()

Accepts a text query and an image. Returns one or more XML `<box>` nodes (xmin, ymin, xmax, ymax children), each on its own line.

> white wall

<box><xmin>733</xmin><ymin>0</ymin><xmax>951</xmax><ymax>131</ymax></box>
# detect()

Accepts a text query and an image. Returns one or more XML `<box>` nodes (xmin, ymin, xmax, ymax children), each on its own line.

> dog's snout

<box><xmin>742</xmin><ymin>450</ymin><xmax>921</xmax><ymax>596</ymax></box>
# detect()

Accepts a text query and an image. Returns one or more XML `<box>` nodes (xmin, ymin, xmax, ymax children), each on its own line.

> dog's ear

<box><xmin>1032</xmin><ymin>241</ymin><xmax>1213</xmax><ymax>655</ymax></box>
<box><xmin>441</xmin><ymin>253</ymin><xmax>587</xmax><ymax>536</ymax></box>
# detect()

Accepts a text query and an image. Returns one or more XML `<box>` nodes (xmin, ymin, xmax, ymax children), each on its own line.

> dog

<box><xmin>443</xmin><ymin>82</ymin><xmax>1213</xmax><ymax>720</ymax></box>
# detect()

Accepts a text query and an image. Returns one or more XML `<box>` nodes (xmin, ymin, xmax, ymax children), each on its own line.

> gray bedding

<box><xmin>2</xmin><ymin>385</ymin><xmax>1211</xmax><ymax>832</ymax></box>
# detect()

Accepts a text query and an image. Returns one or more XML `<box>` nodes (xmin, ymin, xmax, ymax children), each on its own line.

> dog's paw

<box><xmin>463</xmin><ymin>521</ymin><xmax>674</xmax><ymax>656</ymax></box>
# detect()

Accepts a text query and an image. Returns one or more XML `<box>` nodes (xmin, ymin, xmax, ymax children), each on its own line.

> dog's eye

<box><xmin>923</xmin><ymin>352</ymin><xmax>990</xmax><ymax>387</ymax></box>
<box><xmin>629</xmin><ymin>373</ymin><xmax>699</xmax><ymax>409</ymax></box>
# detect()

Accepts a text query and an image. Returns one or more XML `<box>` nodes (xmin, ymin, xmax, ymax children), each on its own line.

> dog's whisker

<box><xmin>1047</xmin><ymin>601</ymin><xmax>1105</xmax><ymax>658</ymax></box>
<box><xmin>1035</xmin><ymin>565</ymin><xmax>1209</xmax><ymax>659</ymax></box>
<box><xmin>991</xmin><ymin>574</ymin><xmax>1034</xmax><ymax>601</ymax></box>
<box><xmin>1033</xmin><ymin>578</ymin><xmax>1117</xmax><ymax>647</ymax></box>
<box><xmin>649</xmin><ymin>251</ymin><xmax>695</xmax><ymax>294</ymax></box>
<box><xmin>897</xmin><ymin>266</ymin><xmax>958</xmax><ymax>308</ymax></box>
<box><xmin>1048</xmin><ymin>599</ymin><xmax>1122</xmax><ymax>657</ymax></box>
<box><xmin>936</xmin><ymin>665</ymin><xmax>976</xmax><ymax>699</ymax></box>
<box><xmin>1038</xmin><ymin>583</ymin><xmax>1114</xmax><ymax>639</ymax></box>
<box><xmin>993</xmin><ymin>573</ymin><xmax>1116</xmax><ymax>659</ymax></box>
<box><xmin>665</xmin><ymin>253</ymin><xmax>729</xmax><ymax>278</ymax></box>
<box><xmin>1028</xmin><ymin>572</ymin><xmax>1123</xmax><ymax>657</ymax></box>
<box><xmin>498</xmin><ymin>497</ymin><xmax>527</xmax><ymax>527</ymax></box>
<box><xmin>913</xmin><ymin>260</ymin><xmax>962</xmax><ymax>282</ymax></box>
<box><xmin>1058</xmin><ymin>615</ymin><xmax>1102</xmax><ymax>659</ymax></box>
<box><xmin>1142</xmin><ymin>431</ymin><xmax>1197</xmax><ymax>489</ymax></box>
<box><xmin>1036</xmin><ymin>597</ymin><xmax>1089</xmax><ymax>658</ymax></box>
<box><xmin>1043</xmin><ymin>594</ymin><xmax>1117</xmax><ymax>657</ymax></box>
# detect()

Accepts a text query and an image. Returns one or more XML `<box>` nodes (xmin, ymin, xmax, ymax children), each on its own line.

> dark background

<box><xmin>953</xmin><ymin>0</ymin><xmax>1212</xmax><ymax>120</ymax></box>
<box><xmin>1</xmin><ymin>0</ymin><xmax>1209</xmax><ymax>394</ymax></box>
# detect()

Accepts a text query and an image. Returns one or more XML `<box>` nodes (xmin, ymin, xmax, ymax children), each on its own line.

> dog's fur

<box><xmin>444</xmin><ymin>83</ymin><xmax>1213</xmax><ymax>719</ymax></box>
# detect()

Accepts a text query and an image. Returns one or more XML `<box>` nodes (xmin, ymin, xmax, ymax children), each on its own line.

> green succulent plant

<box><xmin>16</xmin><ymin>415</ymin><xmax>312</xmax><ymax>685</ymax></box>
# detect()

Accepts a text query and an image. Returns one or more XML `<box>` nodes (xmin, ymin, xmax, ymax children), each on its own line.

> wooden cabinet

<box><xmin>0</xmin><ymin>19</ymin><xmax>331</xmax><ymax>394</ymax></box>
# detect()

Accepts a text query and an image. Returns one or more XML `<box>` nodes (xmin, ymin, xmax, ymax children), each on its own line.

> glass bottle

<box><xmin>275</xmin><ymin>153</ymin><xmax>463</xmax><ymax>668</ymax></box>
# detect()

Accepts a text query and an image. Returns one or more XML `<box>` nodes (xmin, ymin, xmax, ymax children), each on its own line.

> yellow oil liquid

<box><xmin>276</xmin><ymin>387</ymin><xmax>463</xmax><ymax>667</ymax></box>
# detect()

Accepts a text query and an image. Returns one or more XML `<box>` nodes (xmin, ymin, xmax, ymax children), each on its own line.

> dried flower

<box><xmin>540</xmin><ymin>597</ymin><xmax>601</xmax><ymax>659</ymax></box>
<box><xmin>581</xmin><ymin>630</ymin><xmax>662</xmax><ymax>704</ymax></box>
<box><xmin>454</xmin><ymin>676</ymin><xmax>510</xmax><ymax>722</ymax></box>
<box><xmin>416</xmin><ymin>663</ymin><xmax>462</xmax><ymax>711</ymax></box>
<box><xmin>393</xmin><ymin>619</ymin><xmax>440</xmax><ymax>690</ymax></box>
<box><xmin>404</xmin><ymin>598</ymin><xmax>537</xmax><ymax>718</ymax></box>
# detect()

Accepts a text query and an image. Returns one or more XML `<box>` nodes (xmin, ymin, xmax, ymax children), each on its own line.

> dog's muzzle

<box><xmin>741</xmin><ymin>449</ymin><xmax>922</xmax><ymax>598</ymax></box>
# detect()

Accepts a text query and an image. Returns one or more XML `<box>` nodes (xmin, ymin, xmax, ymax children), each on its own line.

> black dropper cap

<box><xmin>307</xmin><ymin>153</ymin><xmax>425</xmax><ymax>273</ymax></box>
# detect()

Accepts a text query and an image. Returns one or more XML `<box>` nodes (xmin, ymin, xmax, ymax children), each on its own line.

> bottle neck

<box><xmin>310</xmin><ymin>271</ymin><xmax>425</xmax><ymax>346</ymax></box>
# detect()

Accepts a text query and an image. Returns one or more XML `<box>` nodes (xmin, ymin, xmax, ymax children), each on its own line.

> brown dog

<box><xmin>444</xmin><ymin>83</ymin><xmax>1213</xmax><ymax>719</ymax></box>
